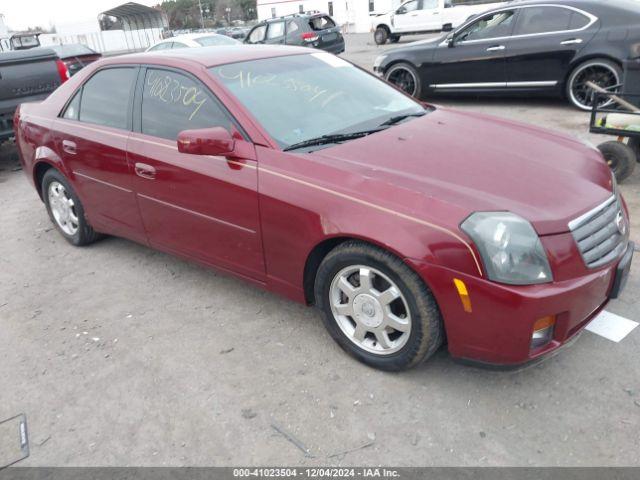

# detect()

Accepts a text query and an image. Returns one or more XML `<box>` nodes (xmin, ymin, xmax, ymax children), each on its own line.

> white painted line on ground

<box><xmin>586</xmin><ymin>310</ymin><xmax>638</xmax><ymax>343</ymax></box>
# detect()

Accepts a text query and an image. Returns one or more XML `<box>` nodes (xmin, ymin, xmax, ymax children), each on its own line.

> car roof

<box><xmin>112</xmin><ymin>44</ymin><xmax>311</xmax><ymax>68</ymax></box>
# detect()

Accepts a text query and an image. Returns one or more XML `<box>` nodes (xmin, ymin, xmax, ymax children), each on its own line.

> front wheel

<box><xmin>374</xmin><ymin>27</ymin><xmax>389</xmax><ymax>45</ymax></box>
<box><xmin>385</xmin><ymin>62</ymin><xmax>422</xmax><ymax>98</ymax></box>
<box><xmin>598</xmin><ymin>141</ymin><xmax>636</xmax><ymax>183</ymax></box>
<box><xmin>315</xmin><ymin>241</ymin><xmax>444</xmax><ymax>371</ymax></box>
<box><xmin>42</xmin><ymin>169</ymin><xmax>102</xmax><ymax>246</ymax></box>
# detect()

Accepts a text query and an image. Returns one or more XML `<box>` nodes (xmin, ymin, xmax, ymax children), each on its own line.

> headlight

<box><xmin>461</xmin><ymin>212</ymin><xmax>553</xmax><ymax>285</ymax></box>
<box><xmin>373</xmin><ymin>55</ymin><xmax>387</xmax><ymax>69</ymax></box>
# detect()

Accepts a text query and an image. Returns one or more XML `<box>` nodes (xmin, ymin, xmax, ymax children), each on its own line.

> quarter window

<box><xmin>62</xmin><ymin>91</ymin><xmax>81</xmax><ymax>120</ymax></box>
<box><xmin>78</xmin><ymin>67</ymin><xmax>136</xmax><ymax>129</ymax></box>
<box><xmin>457</xmin><ymin>11</ymin><xmax>515</xmax><ymax>42</ymax></box>
<box><xmin>287</xmin><ymin>20</ymin><xmax>299</xmax><ymax>34</ymax></box>
<box><xmin>141</xmin><ymin>68</ymin><xmax>232</xmax><ymax>141</ymax></box>
<box><xmin>514</xmin><ymin>7</ymin><xmax>575</xmax><ymax>35</ymax></box>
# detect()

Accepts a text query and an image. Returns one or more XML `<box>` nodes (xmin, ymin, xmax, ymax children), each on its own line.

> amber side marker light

<box><xmin>453</xmin><ymin>278</ymin><xmax>472</xmax><ymax>313</ymax></box>
<box><xmin>531</xmin><ymin>315</ymin><xmax>556</xmax><ymax>349</ymax></box>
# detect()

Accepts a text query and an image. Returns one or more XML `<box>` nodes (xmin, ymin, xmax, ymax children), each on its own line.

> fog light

<box><xmin>531</xmin><ymin>315</ymin><xmax>556</xmax><ymax>349</ymax></box>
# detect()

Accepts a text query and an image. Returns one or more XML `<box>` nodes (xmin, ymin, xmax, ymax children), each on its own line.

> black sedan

<box><xmin>374</xmin><ymin>0</ymin><xmax>640</xmax><ymax>110</ymax></box>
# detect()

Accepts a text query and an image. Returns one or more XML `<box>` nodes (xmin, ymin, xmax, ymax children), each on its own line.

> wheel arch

<box><xmin>375</xmin><ymin>23</ymin><xmax>391</xmax><ymax>33</ymax></box>
<box><xmin>33</xmin><ymin>160</ymin><xmax>58</xmax><ymax>201</ymax></box>
<box><xmin>302</xmin><ymin>234</ymin><xmax>424</xmax><ymax>306</ymax></box>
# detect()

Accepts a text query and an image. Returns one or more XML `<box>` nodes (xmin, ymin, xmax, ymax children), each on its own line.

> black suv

<box><xmin>244</xmin><ymin>12</ymin><xmax>345</xmax><ymax>55</ymax></box>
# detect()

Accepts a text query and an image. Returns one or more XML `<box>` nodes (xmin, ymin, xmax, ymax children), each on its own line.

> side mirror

<box><xmin>396</xmin><ymin>7</ymin><xmax>407</xmax><ymax>14</ymax></box>
<box><xmin>442</xmin><ymin>23</ymin><xmax>453</xmax><ymax>32</ymax></box>
<box><xmin>446</xmin><ymin>33</ymin><xmax>455</xmax><ymax>47</ymax></box>
<box><xmin>177</xmin><ymin>127</ymin><xmax>235</xmax><ymax>156</ymax></box>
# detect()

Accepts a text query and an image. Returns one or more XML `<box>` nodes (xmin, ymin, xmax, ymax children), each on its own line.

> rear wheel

<box><xmin>374</xmin><ymin>26</ymin><xmax>389</xmax><ymax>45</ymax></box>
<box><xmin>628</xmin><ymin>137</ymin><xmax>640</xmax><ymax>162</ymax></box>
<box><xmin>385</xmin><ymin>62</ymin><xmax>422</xmax><ymax>98</ymax></box>
<box><xmin>315</xmin><ymin>241</ymin><xmax>444</xmax><ymax>371</ymax></box>
<box><xmin>42</xmin><ymin>169</ymin><xmax>101</xmax><ymax>246</ymax></box>
<box><xmin>566</xmin><ymin>59</ymin><xmax>621</xmax><ymax>111</ymax></box>
<box><xmin>598</xmin><ymin>141</ymin><xmax>636</xmax><ymax>183</ymax></box>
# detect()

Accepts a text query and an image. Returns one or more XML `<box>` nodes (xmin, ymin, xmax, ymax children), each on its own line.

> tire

<box><xmin>628</xmin><ymin>137</ymin><xmax>640</xmax><ymax>162</ymax></box>
<box><xmin>390</xmin><ymin>35</ymin><xmax>401</xmax><ymax>43</ymax></box>
<box><xmin>374</xmin><ymin>26</ymin><xmax>389</xmax><ymax>45</ymax></box>
<box><xmin>42</xmin><ymin>169</ymin><xmax>101</xmax><ymax>246</ymax></box>
<box><xmin>566</xmin><ymin>59</ymin><xmax>621</xmax><ymax>111</ymax></box>
<box><xmin>385</xmin><ymin>62</ymin><xmax>422</xmax><ymax>98</ymax></box>
<box><xmin>597</xmin><ymin>141</ymin><xmax>636</xmax><ymax>183</ymax></box>
<box><xmin>314</xmin><ymin>241</ymin><xmax>444</xmax><ymax>371</ymax></box>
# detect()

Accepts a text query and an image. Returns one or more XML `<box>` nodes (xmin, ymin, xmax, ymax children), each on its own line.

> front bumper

<box><xmin>408</xmin><ymin>243</ymin><xmax>633</xmax><ymax>366</ymax></box>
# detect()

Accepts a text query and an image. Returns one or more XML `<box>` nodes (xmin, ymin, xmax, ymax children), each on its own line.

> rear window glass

<box><xmin>195</xmin><ymin>35</ymin><xmax>238</xmax><ymax>46</ymax></box>
<box><xmin>309</xmin><ymin>16</ymin><xmax>336</xmax><ymax>31</ymax></box>
<box><xmin>78</xmin><ymin>67</ymin><xmax>135</xmax><ymax>129</ymax></box>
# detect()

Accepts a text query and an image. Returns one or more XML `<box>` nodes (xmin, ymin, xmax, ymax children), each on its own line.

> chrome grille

<box><xmin>569</xmin><ymin>195</ymin><xmax>628</xmax><ymax>269</ymax></box>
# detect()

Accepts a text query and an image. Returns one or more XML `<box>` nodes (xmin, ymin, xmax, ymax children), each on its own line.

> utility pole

<box><xmin>198</xmin><ymin>0</ymin><xmax>205</xmax><ymax>28</ymax></box>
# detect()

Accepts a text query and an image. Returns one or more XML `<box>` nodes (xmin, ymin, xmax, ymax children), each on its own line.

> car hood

<box><xmin>311</xmin><ymin>108</ymin><xmax>613</xmax><ymax>236</ymax></box>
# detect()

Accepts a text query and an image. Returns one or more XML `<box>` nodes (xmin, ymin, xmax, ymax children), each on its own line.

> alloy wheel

<box><xmin>48</xmin><ymin>181</ymin><xmax>79</xmax><ymax>236</ymax></box>
<box><xmin>569</xmin><ymin>63</ymin><xmax>619</xmax><ymax>110</ymax></box>
<box><xmin>386</xmin><ymin>66</ymin><xmax>418</xmax><ymax>97</ymax></box>
<box><xmin>329</xmin><ymin>265</ymin><xmax>411</xmax><ymax>355</ymax></box>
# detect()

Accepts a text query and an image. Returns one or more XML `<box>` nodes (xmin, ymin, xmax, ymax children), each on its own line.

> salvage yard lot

<box><xmin>1</xmin><ymin>33</ymin><xmax>639</xmax><ymax>467</ymax></box>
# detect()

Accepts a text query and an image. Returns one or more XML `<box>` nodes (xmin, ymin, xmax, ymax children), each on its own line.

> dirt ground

<box><xmin>0</xmin><ymin>33</ymin><xmax>639</xmax><ymax>467</ymax></box>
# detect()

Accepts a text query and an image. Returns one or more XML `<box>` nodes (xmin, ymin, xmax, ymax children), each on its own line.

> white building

<box><xmin>0</xmin><ymin>14</ymin><xmax>8</xmax><ymax>37</ymax></box>
<box><xmin>256</xmin><ymin>0</ymin><xmax>403</xmax><ymax>33</ymax></box>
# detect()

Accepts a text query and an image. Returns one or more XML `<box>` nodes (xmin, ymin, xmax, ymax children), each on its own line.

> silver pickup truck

<box><xmin>0</xmin><ymin>48</ymin><xmax>69</xmax><ymax>142</ymax></box>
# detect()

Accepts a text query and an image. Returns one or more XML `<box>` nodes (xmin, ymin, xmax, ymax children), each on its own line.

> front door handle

<box><xmin>486</xmin><ymin>45</ymin><xmax>505</xmax><ymax>52</ymax></box>
<box><xmin>560</xmin><ymin>38</ymin><xmax>583</xmax><ymax>45</ymax></box>
<box><xmin>62</xmin><ymin>140</ymin><xmax>76</xmax><ymax>155</ymax></box>
<box><xmin>135</xmin><ymin>162</ymin><xmax>156</xmax><ymax>180</ymax></box>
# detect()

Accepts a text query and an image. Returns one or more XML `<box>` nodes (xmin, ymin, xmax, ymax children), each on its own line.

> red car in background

<box><xmin>14</xmin><ymin>46</ymin><xmax>633</xmax><ymax>371</ymax></box>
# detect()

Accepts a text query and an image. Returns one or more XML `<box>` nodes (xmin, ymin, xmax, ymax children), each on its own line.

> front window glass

<box><xmin>149</xmin><ymin>42</ymin><xmax>173</xmax><ymax>51</ymax></box>
<box><xmin>211</xmin><ymin>53</ymin><xmax>424</xmax><ymax>149</ymax></box>
<box><xmin>422</xmin><ymin>0</ymin><xmax>438</xmax><ymax>10</ymax></box>
<box><xmin>141</xmin><ymin>68</ymin><xmax>232</xmax><ymax>141</ymax></box>
<box><xmin>248</xmin><ymin>25</ymin><xmax>267</xmax><ymax>43</ymax></box>
<box><xmin>457</xmin><ymin>11</ymin><xmax>514</xmax><ymax>42</ymax></box>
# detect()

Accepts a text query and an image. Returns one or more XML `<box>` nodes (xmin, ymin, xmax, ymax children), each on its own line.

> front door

<box><xmin>505</xmin><ymin>5</ymin><xmax>598</xmax><ymax>87</ymax></box>
<box><xmin>429</xmin><ymin>9</ymin><xmax>516</xmax><ymax>89</ymax></box>
<box><xmin>127</xmin><ymin>67</ymin><xmax>265</xmax><ymax>281</ymax></box>
<box><xmin>54</xmin><ymin>66</ymin><xmax>146</xmax><ymax>244</ymax></box>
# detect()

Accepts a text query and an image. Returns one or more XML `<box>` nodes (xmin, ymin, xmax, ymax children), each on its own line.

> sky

<box><xmin>1</xmin><ymin>0</ymin><xmax>158</xmax><ymax>31</ymax></box>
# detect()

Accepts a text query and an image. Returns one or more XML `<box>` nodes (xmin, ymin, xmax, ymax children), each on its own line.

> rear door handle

<box><xmin>486</xmin><ymin>45</ymin><xmax>505</xmax><ymax>51</ymax></box>
<box><xmin>62</xmin><ymin>140</ymin><xmax>76</xmax><ymax>155</ymax></box>
<box><xmin>560</xmin><ymin>38</ymin><xmax>583</xmax><ymax>45</ymax></box>
<box><xmin>135</xmin><ymin>162</ymin><xmax>156</xmax><ymax>180</ymax></box>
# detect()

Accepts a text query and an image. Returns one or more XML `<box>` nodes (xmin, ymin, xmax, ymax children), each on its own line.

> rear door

<box><xmin>264</xmin><ymin>20</ymin><xmax>286</xmax><ymax>45</ymax></box>
<box><xmin>415</xmin><ymin>0</ymin><xmax>443</xmax><ymax>31</ymax></box>
<box><xmin>430</xmin><ymin>9</ymin><xmax>515</xmax><ymax>88</ymax></box>
<box><xmin>54</xmin><ymin>66</ymin><xmax>146</xmax><ymax>243</ymax></box>
<box><xmin>127</xmin><ymin>67</ymin><xmax>264</xmax><ymax>280</ymax></box>
<box><xmin>505</xmin><ymin>5</ymin><xmax>599</xmax><ymax>87</ymax></box>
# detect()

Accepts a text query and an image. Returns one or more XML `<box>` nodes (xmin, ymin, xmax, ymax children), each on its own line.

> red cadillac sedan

<box><xmin>14</xmin><ymin>46</ymin><xmax>633</xmax><ymax>371</ymax></box>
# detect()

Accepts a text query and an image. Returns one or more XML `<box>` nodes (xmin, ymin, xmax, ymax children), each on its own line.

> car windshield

<box><xmin>195</xmin><ymin>35</ymin><xmax>239</xmax><ymax>46</ymax></box>
<box><xmin>210</xmin><ymin>53</ymin><xmax>424</xmax><ymax>149</ymax></box>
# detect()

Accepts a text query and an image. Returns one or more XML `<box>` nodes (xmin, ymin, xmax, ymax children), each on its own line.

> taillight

<box><xmin>301</xmin><ymin>32</ymin><xmax>319</xmax><ymax>42</ymax></box>
<box><xmin>55</xmin><ymin>59</ymin><xmax>70</xmax><ymax>83</ymax></box>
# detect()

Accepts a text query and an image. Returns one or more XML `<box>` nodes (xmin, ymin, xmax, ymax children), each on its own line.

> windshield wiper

<box><xmin>283</xmin><ymin>128</ymin><xmax>384</xmax><ymax>152</ymax></box>
<box><xmin>378</xmin><ymin>112</ymin><xmax>426</xmax><ymax>127</ymax></box>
